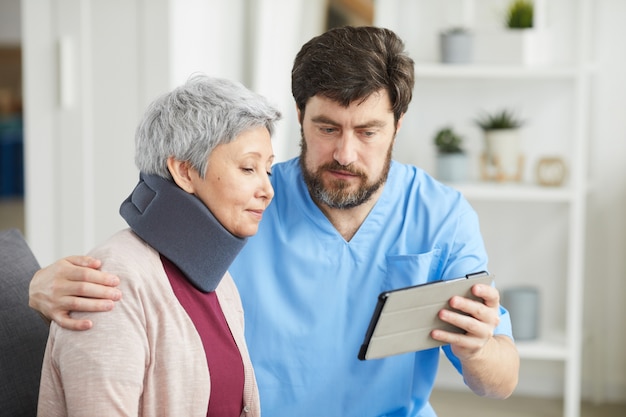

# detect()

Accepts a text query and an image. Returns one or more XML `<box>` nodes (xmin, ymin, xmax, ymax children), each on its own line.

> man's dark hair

<box><xmin>291</xmin><ymin>26</ymin><xmax>415</xmax><ymax>123</ymax></box>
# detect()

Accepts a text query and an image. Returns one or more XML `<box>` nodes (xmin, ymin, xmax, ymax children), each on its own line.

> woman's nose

<box><xmin>259</xmin><ymin>173</ymin><xmax>274</xmax><ymax>201</ymax></box>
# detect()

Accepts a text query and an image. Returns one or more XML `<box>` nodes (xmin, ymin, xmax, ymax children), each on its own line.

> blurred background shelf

<box><xmin>448</xmin><ymin>182</ymin><xmax>577</xmax><ymax>202</ymax></box>
<box><xmin>375</xmin><ymin>1</ymin><xmax>593</xmax><ymax>416</ymax></box>
<box><xmin>415</xmin><ymin>63</ymin><xmax>585</xmax><ymax>79</ymax></box>
<box><xmin>516</xmin><ymin>335</ymin><xmax>569</xmax><ymax>361</ymax></box>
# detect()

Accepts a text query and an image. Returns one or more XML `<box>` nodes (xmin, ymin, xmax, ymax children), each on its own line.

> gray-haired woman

<box><xmin>37</xmin><ymin>74</ymin><xmax>281</xmax><ymax>417</ymax></box>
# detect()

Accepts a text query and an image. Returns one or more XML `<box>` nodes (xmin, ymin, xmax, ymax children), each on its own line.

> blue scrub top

<box><xmin>229</xmin><ymin>158</ymin><xmax>512</xmax><ymax>417</ymax></box>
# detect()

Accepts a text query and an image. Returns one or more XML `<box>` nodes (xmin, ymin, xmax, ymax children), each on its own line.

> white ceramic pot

<box><xmin>484</xmin><ymin>128</ymin><xmax>523</xmax><ymax>180</ymax></box>
<box><xmin>473</xmin><ymin>28</ymin><xmax>551</xmax><ymax>67</ymax></box>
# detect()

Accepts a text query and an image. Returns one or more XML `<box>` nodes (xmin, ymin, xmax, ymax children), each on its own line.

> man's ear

<box><xmin>396</xmin><ymin>113</ymin><xmax>405</xmax><ymax>132</ymax></box>
<box><xmin>167</xmin><ymin>157</ymin><xmax>195</xmax><ymax>194</ymax></box>
<box><xmin>296</xmin><ymin>103</ymin><xmax>303</xmax><ymax>125</ymax></box>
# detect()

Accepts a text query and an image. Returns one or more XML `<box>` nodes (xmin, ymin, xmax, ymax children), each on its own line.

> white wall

<box><xmin>167</xmin><ymin>0</ymin><xmax>326</xmax><ymax>163</ymax></box>
<box><xmin>22</xmin><ymin>0</ymin><xmax>169</xmax><ymax>265</ymax></box>
<box><xmin>584</xmin><ymin>0</ymin><xmax>626</xmax><ymax>402</ymax></box>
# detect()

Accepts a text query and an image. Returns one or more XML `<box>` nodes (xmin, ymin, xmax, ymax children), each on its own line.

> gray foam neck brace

<box><xmin>119</xmin><ymin>172</ymin><xmax>247</xmax><ymax>292</ymax></box>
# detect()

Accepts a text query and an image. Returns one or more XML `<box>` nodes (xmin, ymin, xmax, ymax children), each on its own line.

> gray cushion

<box><xmin>0</xmin><ymin>228</ymin><xmax>48</xmax><ymax>416</ymax></box>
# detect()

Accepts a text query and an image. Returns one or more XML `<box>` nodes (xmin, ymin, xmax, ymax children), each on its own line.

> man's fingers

<box><xmin>63</xmin><ymin>259</ymin><xmax>121</xmax><ymax>288</ymax></box>
<box><xmin>448</xmin><ymin>295</ymin><xmax>499</xmax><ymax>327</ymax></box>
<box><xmin>472</xmin><ymin>283</ymin><xmax>499</xmax><ymax>308</ymax></box>
<box><xmin>51</xmin><ymin>296</ymin><xmax>117</xmax><ymax>331</ymax></box>
<box><xmin>62</xmin><ymin>293</ymin><xmax>117</xmax><ymax>313</ymax></box>
<box><xmin>64</xmin><ymin>281</ymin><xmax>122</xmax><ymax>302</ymax></box>
<box><xmin>431</xmin><ymin>328</ymin><xmax>480</xmax><ymax>349</ymax></box>
<box><xmin>29</xmin><ymin>256</ymin><xmax>122</xmax><ymax>330</ymax></box>
<box><xmin>64</xmin><ymin>255</ymin><xmax>103</xmax><ymax>269</ymax></box>
<box><xmin>53</xmin><ymin>312</ymin><xmax>94</xmax><ymax>331</ymax></box>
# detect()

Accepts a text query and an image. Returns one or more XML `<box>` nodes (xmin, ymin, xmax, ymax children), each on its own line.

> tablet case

<box><xmin>358</xmin><ymin>271</ymin><xmax>493</xmax><ymax>360</ymax></box>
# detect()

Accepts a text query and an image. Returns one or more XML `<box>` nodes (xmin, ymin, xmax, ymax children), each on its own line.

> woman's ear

<box><xmin>167</xmin><ymin>157</ymin><xmax>195</xmax><ymax>194</ymax></box>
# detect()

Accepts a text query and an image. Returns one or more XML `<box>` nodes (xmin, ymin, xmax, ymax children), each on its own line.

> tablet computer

<box><xmin>358</xmin><ymin>271</ymin><xmax>494</xmax><ymax>360</ymax></box>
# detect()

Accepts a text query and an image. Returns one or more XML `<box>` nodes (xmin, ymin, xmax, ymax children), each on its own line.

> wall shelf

<box><xmin>516</xmin><ymin>336</ymin><xmax>569</xmax><ymax>361</ymax></box>
<box><xmin>448</xmin><ymin>182</ymin><xmax>576</xmax><ymax>203</ymax></box>
<box><xmin>376</xmin><ymin>1</ymin><xmax>593</xmax><ymax>416</ymax></box>
<box><xmin>415</xmin><ymin>63</ymin><xmax>582</xmax><ymax>80</ymax></box>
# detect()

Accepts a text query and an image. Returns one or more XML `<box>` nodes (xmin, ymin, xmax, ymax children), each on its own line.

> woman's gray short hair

<box><xmin>135</xmin><ymin>74</ymin><xmax>282</xmax><ymax>179</ymax></box>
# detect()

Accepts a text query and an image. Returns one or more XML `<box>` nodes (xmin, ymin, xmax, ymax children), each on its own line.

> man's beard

<box><xmin>299</xmin><ymin>134</ymin><xmax>393</xmax><ymax>209</ymax></box>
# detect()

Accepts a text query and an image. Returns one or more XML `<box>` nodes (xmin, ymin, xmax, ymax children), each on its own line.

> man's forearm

<box><xmin>461</xmin><ymin>335</ymin><xmax>520</xmax><ymax>399</ymax></box>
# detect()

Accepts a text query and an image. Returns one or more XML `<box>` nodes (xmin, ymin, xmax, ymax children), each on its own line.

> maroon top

<box><xmin>161</xmin><ymin>255</ymin><xmax>244</xmax><ymax>417</ymax></box>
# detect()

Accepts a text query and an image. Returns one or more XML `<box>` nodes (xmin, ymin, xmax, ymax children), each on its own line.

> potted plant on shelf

<box><xmin>504</xmin><ymin>0</ymin><xmax>549</xmax><ymax>66</ymax></box>
<box><xmin>506</xmin><ymin>0</ymin><xmax>534</xmax><ymax>29</ymax></box>
<box><xmin>473</xmin><ymin>0</ymin><xmax>549</xmax><ymax>66</ymax></box>
<box><xmin>439</xmin><ymin>27</ymin><xmax>472</xmax><ymax>64</ymax></box>
<box><xmin>475</xmin><ymin>109</ymin><xmax>525</xmax><ymax>182</ymax></box>
<box><xmin>433</xmin><ymin>126</ymin><xmax>468</xmax><ymax>182</ymax></box>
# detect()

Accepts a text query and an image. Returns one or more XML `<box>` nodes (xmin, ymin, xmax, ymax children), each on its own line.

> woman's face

<box><xmin>188</xmin><ymin>126</ymin><xmax>275</xmax><ymax>238</ymax></box>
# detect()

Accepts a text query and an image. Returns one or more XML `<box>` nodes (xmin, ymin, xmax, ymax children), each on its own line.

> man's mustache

<box><xmin>319</xmin><ymin>161</ymin><xmax>366</xmax><ymax>179</ymax></box>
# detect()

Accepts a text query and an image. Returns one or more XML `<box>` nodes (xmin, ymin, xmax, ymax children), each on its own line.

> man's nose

<box><xmin>333</xmin><ymin>134</ymin><xmax>358</xmax><ymax>166</ymax></box>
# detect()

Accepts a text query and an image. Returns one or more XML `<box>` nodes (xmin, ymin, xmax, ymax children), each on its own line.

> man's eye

<box><xmin>360</xmin><ymin>131</ymin><xmax>378</xmax><ymax>141</ymax></box>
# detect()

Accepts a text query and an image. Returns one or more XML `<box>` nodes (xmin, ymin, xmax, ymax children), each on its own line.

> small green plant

<box><xmin>506</xmin><ymin>0</ymin><xmax>534</xmax><ymax>29</ymax></box>
<box><xmin>434</xmin><ymin>126</ymin><xmax>464</xmax><ymax>154</ymax></box>
<box><xmin>475</xmin><ymin>109</ymin><xmax>525</xmax><ymax>131</ymax></box>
